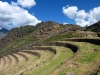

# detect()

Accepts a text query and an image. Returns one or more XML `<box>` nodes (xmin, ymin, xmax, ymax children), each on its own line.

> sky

<box><xmin>0</xmin><ymin>0</ymin><xmax>100</xmax><ymax>29</ymax></box>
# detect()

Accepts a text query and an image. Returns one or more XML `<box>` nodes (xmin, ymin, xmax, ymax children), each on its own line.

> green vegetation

<box><xmin>20</xmin><ymin>72</ymin><xmax>23</xmax><ymax>75</ymax></box>
<box><xmin>0</xmin><ymin>37</ymin><xmax>38</xmax><ymax>57</ymax></box>
<box><xmin>25</xmin><ymin>46</ymin><xmax>73</xmax><ymax>75</ymax></box>
<box><xmin>44</xmin><ymin>31</ymin><xmax>97</xmax><ymax>43</ymax></box>
<box><xmin>57</xmin><ymin>42</ymin><xmax>100</xmax><ymax>75</ymax></box>
<box><xmin>86</xmin><ymin>21</ymin><xmax>100</xmax><ymax>32</ymax></box>
<box><xmin>86</xmin><ymin>21</ymin><xmax>100</xmax><ymax>37</ymax></box>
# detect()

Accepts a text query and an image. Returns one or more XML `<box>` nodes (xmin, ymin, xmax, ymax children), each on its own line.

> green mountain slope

<box><xmin>86</xmin><ymin>21</ymin><xmax>100</xmax><ymax>32</ymax></box>
<box><xmin>86</xmin><ymin>21</ymin><xmax>100</xmax><ymax>37</ymax></box>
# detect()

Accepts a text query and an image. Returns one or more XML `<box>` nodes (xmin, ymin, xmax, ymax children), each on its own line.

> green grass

<box><xmin>25</xmin><ymin>46</ymin><xmax>73</xmax><ymax>75</ymax></box>
<box><xmin>0</xmin><ymin>38</ymin><xmax>38</xmax><ymax>56</ymax></box>
<box><xmin>43</xmin><ymin>32</ymin><xmax>97</xmax><ymax>43</ymax></box>
<box><xmin>75</xmin><ymin>42</ymin><xmax>99</xmax><ymax>63</ymax></box>
<box><xmin>43</xmin><ymin>32</ymin><xmax>76</xmax><ymax>43</ymax></box>
<box><xmin>57</xmin><ymin>42</ymin><xmax>100</xmax><ymax>75</ymax></box>
<box><xmin>43</xmin><ymin>35</ymin><xmax>67</xmax><ymax>43</ymax></box>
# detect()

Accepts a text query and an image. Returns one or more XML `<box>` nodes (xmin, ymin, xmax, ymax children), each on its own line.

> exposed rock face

<box><xmin>34</xmin><ymin>21</ymin><xmax>60</xmax><ymax>37</ymax></box>
<box><xmin>34</xmin><ymin>21</ymin><xmax>83</xmax><ymax>40</ymax></box>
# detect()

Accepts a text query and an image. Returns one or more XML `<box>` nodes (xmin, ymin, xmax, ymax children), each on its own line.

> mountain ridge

<box><xmin>0</xmin><ymin>28</ymin><xmax>9</xmax><ymax>33</ymax></box>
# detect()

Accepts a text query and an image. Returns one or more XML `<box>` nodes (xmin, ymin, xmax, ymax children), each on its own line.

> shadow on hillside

<box><xmin>45</xmin><ymin>42</ymin><xmax>78</xmax><ymax>53</ymax></box>
<box><xmin>64</xmin><ymin>39</ymin><xmax>100</xmax><ymax>45</ymax></box>
<box><xmin>56</xmin><ymin>42</ymin><xmax>78</xmax><ymax>53</ymax></box>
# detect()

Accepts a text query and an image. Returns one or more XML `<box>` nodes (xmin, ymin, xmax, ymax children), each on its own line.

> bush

<box><xmin>20</xmin><ymin>72</ymin><xmax>23</xmax><ymax>75</ymax></box>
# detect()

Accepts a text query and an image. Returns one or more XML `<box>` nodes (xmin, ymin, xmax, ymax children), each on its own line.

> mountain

<box><xmin>0</xmin><ymin>28</ymin><xmax>9</xmax><ymax>33</ymax></box>
<box><xmin>86</xmin><ymin>21</ymin><xmax>100</xmax><ymax>36</ymax></box>
<box><xmin>0</xmin><ymin>21</ymin><xmax>99</xmax><ymax>75</ymax></box>
<box><xmin>0</xmin><ymin>21</ymin><xmax>84</xmax><ymax>50</ymax></box>
<box><xmin>86</xmin><ymin>21</ymin><xmax>100</xmax><ymax>32</ymax></box>
<box><xmin>0</xmin><ymin>25</ymin><xmax>35</xmax><ymax>50</ymax></box>
<box><xmin>5</xmin><ymin>25</ymin><xmax>35</xmax><ymax>40</ymax></box>
<box><xmin>0</xmin><ymin>28</ymin><xmax>9</xmax><ymax>39</ymax></box>
<box><xmin>0</xmin><ymin>21</ymin><xmax>97</xmax><ymax>52</ymax></box>
<box><xmin>34</xmin><ymin>21</ymin><xmax>83</xmax><ymax>39</ymax></box>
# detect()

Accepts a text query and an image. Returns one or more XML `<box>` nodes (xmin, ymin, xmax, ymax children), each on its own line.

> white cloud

<box><xmin>75</xmin><ymin>10</ymin><xmax>89</xmax><ymax>27</ymax></box>
<box><xmin>17</xmin><ymin>0</ymin><xmax>36</xmax><ymax>8</ymax></box>
<box><xmin>0</xmin><ymin>1</ymin><xmax>41</xmax><ymax>29</ymax></box>
<box><xmin>75</xmin><ymin>19</ymin><xmax>90</xmax><ymax>27</ymax></box>
<box><xmin>63</xmin><ymin>22</ymin><xmax>68</xmax><ymax>25</ymax></box>
<box><xmin>88</xmin><ymin>6</ymin><xmax>100</xmax><ymax>24</ymax></box>
<box><xmin>76</xmin><ymin>10</ymin><xmax>87</xmax><ymax>19</ymax></box>
<box><xmin>62</xmin><ymin>5</ymin><xmax>100</xmax><ymax>27</ymax></box>
<box><xmin>62</xmin><ymin>6</ymin><xmax>78</xmax><ymax>19</ymax></box>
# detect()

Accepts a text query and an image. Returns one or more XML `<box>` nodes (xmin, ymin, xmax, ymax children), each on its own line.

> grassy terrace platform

<box><xmin>26</xmin><ymin>46</ymin><xmax>73</xmax><ymax>75</ymax></box>
<box><xmin>0</xmin><ymin>47</ymin><xmax>56</xmax><ymax>75</ymax></box>
<box><xmin>56</xmin><ymin>41</ymin><xmax>100</xmax><ymax>75</ymax></box>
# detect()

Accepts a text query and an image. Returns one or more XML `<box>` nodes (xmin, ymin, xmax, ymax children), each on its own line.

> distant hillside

<box><xmin>0</xmin><ymin>28</ymin><xmax>9</xmax><ymax>33</ymax></box>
